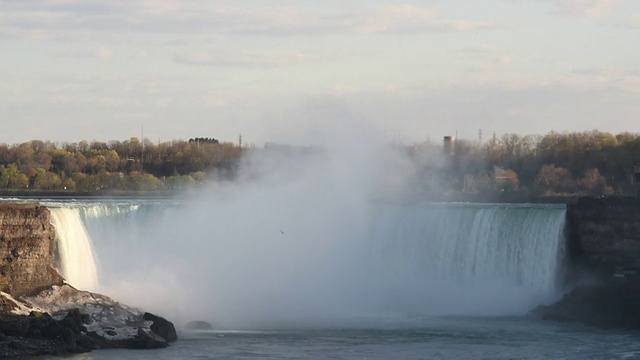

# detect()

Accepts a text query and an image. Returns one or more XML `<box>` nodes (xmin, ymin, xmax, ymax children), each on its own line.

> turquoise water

<box><xmin>37</xmin><ymin>317</ymin><xmax>640</xmax><ymax>359</ymax></box>
<box><xmin>10</xmin><ymin>198</ymin><xmax>624</xmax><ymax>359</ymax></box>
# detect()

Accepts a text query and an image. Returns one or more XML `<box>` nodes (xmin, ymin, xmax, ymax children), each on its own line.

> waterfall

<box><xmin>49</xmin><ymin>208</ymin><xmax>99</xmax><ymax>292</ymax></box>
<box><xmin>44</xmin><ymin>200</ymin><xmax>567</xmax><ymax>323</ymax></box>
<box><xmin>366</xmin><ymin>203</ymin><xmax>566</xmax><ymax>315</ymax></box>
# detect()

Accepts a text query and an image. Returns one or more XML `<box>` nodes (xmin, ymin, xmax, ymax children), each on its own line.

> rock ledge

<box><xmin>0</xmin><ymin>284</ymin><xmax>177</xmax><ymax>358</ymax></box>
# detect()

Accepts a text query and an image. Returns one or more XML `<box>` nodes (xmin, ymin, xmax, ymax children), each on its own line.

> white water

<box><xmin>49</xmin><ymin>208</ymin><xmax>100</xmax><ymax>292</ymax></box>
<box><xmin>366</xmin><ymin>203</ymin><xmax>566</xmax><ymax>315</ymax></box>
<box><xmin>44</xmin><ymin>200</ymin><xmax>566</xmax><ymax>327</ymax></box>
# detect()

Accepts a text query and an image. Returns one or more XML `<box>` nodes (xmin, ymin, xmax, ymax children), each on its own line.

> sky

<box><xmin>0</xmin><ymin>0</ymin><xmax>639</xmax><ymax>145</ymax></box>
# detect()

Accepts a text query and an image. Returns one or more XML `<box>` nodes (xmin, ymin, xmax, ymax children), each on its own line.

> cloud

<box><xmin>0</xmin><ymin>1</ymin><xmax>130</xmax><ymax>36</ymax></box>
<box><xmin>54</xmin><ymin>46</ymin><xmax>114</xmax><ymax>59</ymax></box>
<box><xmin>131</xmin><ymin>3</ymin><xmax>495</xmax><ymax>36</ymax></box>
<box><xmin>173</xmin><ymin>50</ymin><xmax>309</xmax><ymax>68</ymax></box>
<box><xmin>94</xmin><ymin>47</ymin><xmax>113</xmax><ymax>59</ymax></box>
<box><xmin>356</xmin><ymin>5</ymin><xmax>497</xmax><ymax>34</ymax></box>
<box><xmin>333</xmin><ymin>71</ymin><xmax>640</xmax><ymax>142</ymax></box>
<box><xmin>465</xmin><ymin>66</ymin><xmax>640</xmax><ymax>94</ymax></box>
<box><xmin>627</xmin><ymin>13</ymin><xmax>640</xmax><ymax>27</ymax></box>
<box><xmin>462</xmin><ymin>46</ymin><xmax>513</xmax><ymax>72</ymax></box>
<box><xmin>549</xmin><ymin>0</ymin><xmax>620</xmax><ymax>17</ymax></box>
<box><xmin>0</xmin><ymin>1</ymin><xmax>500</xmax><ymax>40</ymax></box>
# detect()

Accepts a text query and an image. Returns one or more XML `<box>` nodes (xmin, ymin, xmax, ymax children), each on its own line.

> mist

<box><xmin>89</xmin><ymin>107</ymin><xmax>417</xmax><ymax>327</ymax></box>
<box><xmin>79</xmin><ymin>106</ymin><xmax>564</xmax><ymax>329</ymax></box>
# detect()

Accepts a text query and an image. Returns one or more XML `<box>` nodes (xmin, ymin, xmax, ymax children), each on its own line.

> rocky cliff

<box><xmin>0</xmin><ymin>203</ymin><xmax>63</xmax><ymax>297</ymax></box>
<box><xmin>535</xmin><ymin>196</ymin><xmax>640</xmax><ymax>329</ymax></box>
<box><xmin>0</xmin><ymin>202</ymin><xmax>177</xmax><ymax>357</ymax></box>
<box><xmin>566</xmin><ymin>196</ymin><xmax>640</xmax><ymax>279</ymax></box>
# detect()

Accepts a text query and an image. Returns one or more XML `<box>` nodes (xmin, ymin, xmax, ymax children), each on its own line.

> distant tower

<box><xmin>239</xmin><ymin>133</ymin><xmax>243</xmax><ymax>147</ymax></box>
<box><xmin>443</xmin><ymin>136</ymin><xmax>456</xmax><ymax>156</ymax></box>
<box><xmin>478</xmin><ymin>129</ymin><xmax>483</xmax><ymax>145</ymax></box>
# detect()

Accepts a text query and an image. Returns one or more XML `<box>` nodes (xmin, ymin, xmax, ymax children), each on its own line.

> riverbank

<box><xmin>0</xmin><ymin>188</ymin><xmax>588</xmax><ymax>204</ymax></box>
<box><xmin>531</xmin><ymin>196</ymin><xmax>640</xmax><ymax>331</ymax></box>
<box><xmin>0</xmin><ymin>189</ymin><xmax>180</xmax><ymax>198</ymax></box>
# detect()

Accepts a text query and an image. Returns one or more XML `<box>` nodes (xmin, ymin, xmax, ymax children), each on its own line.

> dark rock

<box><xmin>84</xmin><ymin>331</ymin><xmax>111</xmax><ymax>349</ymax></box>
<box><xmin>0</xmin><ymin>204</ymin><xmax>178</xmax><ymax>357</ymax></box>
<box><xmin>185</xmin><ymin>320</ymin><xmax>213</xmax><ymax>330</ymax></box>
<box><xmin>8</xmin><ymin>340</ymin><xmax>24</xmax><ymax>350</ymax></box>
<box><xmin>61</xmin><ymin>328</ymin><xmax>77</xmax><ymax>346</ymax></box>
<box><xmin>0</xmin><ymin>296</ymin><xmax>16</xmax><ymax>313</ymax></box>
<box><xmin>63</xmin><ymin>308</ymin><xmax>85</xmax><ymax>333</ymax></box>
<box><xmin>42</xmin><ymin>319</ymin><xmax>63</xmax><ymax>338</ymax></box>
<box><xmin>540</xmin><ymin>196</ymin><xmax>640</xmax><ymax>331</ymax></box>
<box><xmin>566</xmin><ymin>197</ymin><xmax>640</xmax><ymax>281</ymax></box>
<box><xmin>29</xmin><ymin>311</ymin><xmax>52</xmax><ymax>321</ymax></box>
<box><xmin>144</xmin><ymin>312</ymin><xmax>177</xmax><ymax>342</ymax></box>
<box><xmin>0</xmin><ymin>316</ymin><xmax>29</xmax><ymax>337</ymax></box>
<box><xmin>118</xmin><ymin>328</ymin><xmax>168</xmax><ymax>349</ymax></box>
<box><xmin>532</xmin><ymin>280</ymin><xmax>640</xmax><ymax>330</ymax></box>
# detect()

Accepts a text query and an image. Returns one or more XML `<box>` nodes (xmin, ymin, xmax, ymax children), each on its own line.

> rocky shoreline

<box><xmin>530</xmin><ymin>196</ymin><xmax>640</xmax><ymax>331</ymax></box>
<box><xmin>0</xmin><ymin>203</ymin><xmax>177</xmax><ymax>358</ymax></box>
<box><xmin>532</xmin><ymin>280</ymin><xmax>640</xmax><ymax>330</ymax></box>
<box><xmin>0</xmin><ymin>310</ymin><xmax>167</xmax><ymax>358</ymax></box>
<box><xmin>0</xmin><ymin>285</ymin><xmax>177</xmax><ymax>358</ymax></box>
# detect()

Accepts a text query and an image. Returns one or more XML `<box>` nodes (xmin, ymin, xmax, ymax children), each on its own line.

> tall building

<box><xmin>443</xmin><ymin>136</ymin><xmax>456</xmax><ymax>156</ymax></box>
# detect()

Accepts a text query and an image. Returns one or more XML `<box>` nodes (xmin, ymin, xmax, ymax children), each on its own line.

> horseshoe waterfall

<box><xmin>44</xmin><ymin>201</ymin><xmax>566</xmax><ymax>326</ymax></box>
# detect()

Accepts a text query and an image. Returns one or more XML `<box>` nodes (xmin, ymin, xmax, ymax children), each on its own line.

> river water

<box><xmin>36</xmin><ymin>317</ymin><xmax>640</xmax><ymax>360</ymax></box>
<box><xmin>5</xmin><ymin>197</ymin><xmax>638</xmax><ymax>359</ymax></box>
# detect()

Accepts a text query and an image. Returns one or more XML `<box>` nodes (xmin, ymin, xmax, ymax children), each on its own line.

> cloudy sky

<box><xmin>1</xmin><ymin>0</ymin><xmax>638</xmax><ymax>145</ymax></box>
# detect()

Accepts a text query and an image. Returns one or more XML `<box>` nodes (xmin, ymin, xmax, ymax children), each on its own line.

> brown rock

<box><xmin>0</xmin><ymin>203</ymin><xmax>64</xmax><ymax>297</ymax></box>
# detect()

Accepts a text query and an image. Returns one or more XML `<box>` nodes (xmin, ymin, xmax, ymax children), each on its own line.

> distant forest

<box><xmin>0</xmin><ymin>130</ymin><xmax>639</xmax><ymax>197</ymax></box>
<box><xmin>0</xmin><ymin>137</ymin><xmax>242</xmax><ymax>192</ymax></box>
<box><xmin>405</xmin><ymin>130</ymin><xmax>640</xmax><ymax>199</ymax></box>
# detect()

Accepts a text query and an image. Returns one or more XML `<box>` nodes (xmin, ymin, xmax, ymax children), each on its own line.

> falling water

<box><xmin>49</xmin><ymin>207</ymin><xmax>99</xmax><ymax>292</ymax></box>
<box><xmin>366</xmin><ymin>203</ymin><xmax>566</xmax><ymax>315</ymax></box>
<box><xmin>44</xmin><ymin>200</ymin><xmax>566</xmax><ymax>325</ymax></box>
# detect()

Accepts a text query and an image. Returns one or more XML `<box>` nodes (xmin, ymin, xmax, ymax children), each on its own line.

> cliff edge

<box><xmin>566</xmin><ymin>196</ymin><xmax>640</xmax><ymax>279</ymax></box>
<box><xmin>0</xmin><ymin>203</ymin><xmax>63</xmax><ymax>297</ymax></box>
<box><xmin>533</xmin><ymin>196</ymin><xmax>640</xmax><ymax>330</ymax></box>
<box><xmin>0</xmin><ymin>202</ymin><xmax>177</xmax><ymax>358</ymax></box>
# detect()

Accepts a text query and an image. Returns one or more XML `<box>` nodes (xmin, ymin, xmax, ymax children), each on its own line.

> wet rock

<box><xmin>0</xmin><ymin>203</ymin><xmax>178</xmax><ymax>357</ymax></box>
<box><xmin>118</xmin><ymin>327</ymin><xmax>169</xmax><ymax>349</ymax></box>
<box><xmin>532</xmin><ymin>280</ymin><xmax>640</xmax><ymax>330</ymax></box>
<box><xmin>566</xmin><ymin>197</ymin><xmax>640</xmax><ymax>281</ymax></box>
<box><xmin>0</xmin><ymin>316</ymin><xmax>29</xmax><ymax>337</ymax></box>
<box><xmin>144</xmin><ymin>312</ymin><xmax>177</xmax><ymax>342</ymax></box>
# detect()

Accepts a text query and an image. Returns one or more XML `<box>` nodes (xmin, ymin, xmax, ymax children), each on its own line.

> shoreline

<box><xmin>0</xmin><ymin>190</ymin><xmax>180</xmax><ymax>198</ymax></box>
<box><xmin>0</xmin><ymin>189</ymin><xmax>593</xmax><ymax>204</ymax></box>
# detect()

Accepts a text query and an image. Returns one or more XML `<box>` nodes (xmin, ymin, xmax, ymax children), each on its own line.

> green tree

<box><xmin>0</xmin><ymin>164</ymin><xmax>29</xmax><ymax>189</ymax></box>
<box><xmin>126</xmin><ymin>171</ymin><xmax>162</xmax><ymax>190</ymax></box>
<box><xmin>33</xmin><ymin>170</ymin><xmax>62</xmax><ymax>190</ymax></box>
<box><xmin>61</xmin><ymin>178</ymin><xmax>76</xmax><ymax>191</ymax></box>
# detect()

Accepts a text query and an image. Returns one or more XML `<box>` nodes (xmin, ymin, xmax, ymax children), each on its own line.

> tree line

<box><xmin>0</xmin><ymin>138</ymin><xmax>243</xmax><ymax>192</ymax></box>
<box><xmin>405</xmin><ymin>130</ymin><xmax>640</xmax><ymax>198</ymax></box>
<box><xmin>1</xmin><ymin>130</ymin><xmax>639</xmax><ymax>197</ymax></box>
